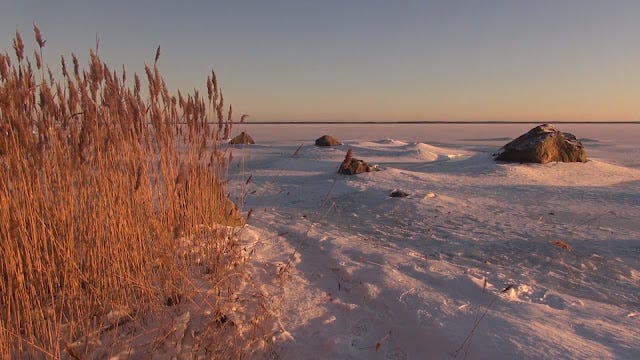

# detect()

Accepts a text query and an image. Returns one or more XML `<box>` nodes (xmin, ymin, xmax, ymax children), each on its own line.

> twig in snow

<box><xmin>451</xmin><ymin>284</ymin><xmax>514</xmax><ymax>359</ymax></box>
<box><xmin>551</xmin><ymin>240</ymin><xmax>572</xmax><ymax>251</ymax></box>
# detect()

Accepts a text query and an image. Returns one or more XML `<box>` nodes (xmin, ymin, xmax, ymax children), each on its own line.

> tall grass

<box><xmin>0</xmin><ymin>26</ymin><xmax>249</xmax><ymax>358</ymax></box>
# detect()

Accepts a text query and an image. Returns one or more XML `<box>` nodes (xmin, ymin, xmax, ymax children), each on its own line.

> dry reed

<box><xmin>0</xmin><ymin>27</ymin><xmax>259</xmax><ymax>358</ymax></box>
<box><xmin>552</xmin><ymin>240</ymin><xmax>572</xmax><ymax>251</ymax></box>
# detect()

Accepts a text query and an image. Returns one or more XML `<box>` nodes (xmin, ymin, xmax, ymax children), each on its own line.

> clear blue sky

<box><xmin>2</xmin><ymin>0</ymin><xmax>639</xmax><ymax>122</ymax></box>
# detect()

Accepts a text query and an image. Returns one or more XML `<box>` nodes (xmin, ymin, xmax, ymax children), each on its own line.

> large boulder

<box><xmin>495</xmin><ymin>124</ymin><xmax>587</xmax><ymax>164</ymax></box>
<box><xmin>338</xmin><ymin>149</ymin><xmax>378</xmax><ymax>175</ymax></box>
<box><xmin>230</xmin><ymin>132</ymin><xmax>255</xmax><ymax>145</ymax></box>
<box><xmin>315</xmin><ymin>135</ymin><xmax>342</xmax><ymax>146</ymax></box>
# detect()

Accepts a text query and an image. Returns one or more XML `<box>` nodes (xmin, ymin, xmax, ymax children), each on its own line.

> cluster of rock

<box><xmin>232</xmin><ymin>125</ymin><xmax>587</xmax><ymax>165</ymax></box>
<box><xmin>229</xmin><ymin>133</ymin><xmax>343</xmax><ymax>147</ymax></box>
<box><xmin>494</xmin><ymin>124</ymin><xmax>587</xmax><ymax>164</ymax></box>
<box><xmin>222</xmin><ymin>125</ymin><xmax>590</xmax><ymax>226</ymax></box>
<box><xmin>313</xmin><ymin>134</ymin><xmax>379</xmax><ymax>175</ymax></box>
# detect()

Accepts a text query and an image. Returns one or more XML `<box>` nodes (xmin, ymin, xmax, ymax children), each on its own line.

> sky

<box><xmin>1</xmin><ymin>0</ymin><xmax>640</xmax><ymax>122</ymax></box>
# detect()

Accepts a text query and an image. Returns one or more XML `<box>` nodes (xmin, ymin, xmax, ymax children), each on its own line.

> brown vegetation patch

<box><xmin>0</xmin><ymin>27</ymin><xmax>267</xmax><ymax>359</ymax></box>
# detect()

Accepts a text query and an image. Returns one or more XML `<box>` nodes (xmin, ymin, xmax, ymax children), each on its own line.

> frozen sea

<box><xmin>227</xmin><ymin>122</ymin><xmax>639</xmax><ymax>359</ymax></box>
<box><xmin>239</xmin><ymin>122</ymin><xmax>640</xmax><ymax>168</ymax></box>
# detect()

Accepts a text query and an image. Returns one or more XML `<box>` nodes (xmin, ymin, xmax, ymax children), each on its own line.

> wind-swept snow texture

<box><xmin>232</xmin><ymin>124</ymin><xmax>640</xmax><ymax>360</ymax></box>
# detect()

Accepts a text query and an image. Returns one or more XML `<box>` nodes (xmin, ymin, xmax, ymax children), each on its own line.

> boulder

<box><xmin>315</xmin><ymin>135</ymin><xmax>342</xmax><ymax>146</ymax></box>
<box><xmin>495</xmin><ymin>124</ymin><xmax>587</xmax><ymax>164</ymax></box>
<box><xmin>230</xmin><ymin>132</ymin><xmax>255</xmax><ymax>145</ymax></box>
<box><xmin>338</xmin><ymin>149</ymin><xmax>378</xmax><ymax>175</ymax></box>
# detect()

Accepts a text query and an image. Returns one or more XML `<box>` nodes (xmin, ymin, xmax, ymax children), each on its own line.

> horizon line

<box><xmin>236</xmin><ymin>120</ymin><xmax>640</xmax><ymax>125</ymax></box>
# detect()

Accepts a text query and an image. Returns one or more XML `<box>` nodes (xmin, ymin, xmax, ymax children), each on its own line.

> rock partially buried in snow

<box><xmin>230</xmin><ymin>131</ymin><xmax>255</xmax><ymax>145</ymax></box>
<box><xmin>315</xmin><ymin>134</ymin><xmax>342</xmax><ymax>146</ymax></box>
<box><xmin>389</xmin><ymin>189</ymin><xmax>409</xmax><ymax>198</ymax></box>
<box><xmin>338</xmin><ymin>159</ymin><xmax>377</xmax><ymax>175</ymax></box>
<box><xmin>494</xmin><ymin>124</ymin><xmax>587</xmax><ymax>164</ymax></box>
<box><xmin>338</xmin><ymin>149</ymin><xmax>379</xmax><ymax>175</ymax></box>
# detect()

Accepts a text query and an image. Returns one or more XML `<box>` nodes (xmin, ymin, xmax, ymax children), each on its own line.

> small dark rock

<box><xmin>389</xmin><ymin>189</ymin><xmax>409</xmax><ymax>198</ymax></box>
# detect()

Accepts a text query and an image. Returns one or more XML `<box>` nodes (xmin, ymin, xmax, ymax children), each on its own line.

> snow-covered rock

<box><xmin>495</xmin><ymin>124</ymin><xmax>587</xmax><ymax>163</ymax></box>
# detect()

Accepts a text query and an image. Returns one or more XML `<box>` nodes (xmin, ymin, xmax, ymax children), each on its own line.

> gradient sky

<box><xmin>2</xmin><ymin>0</ymin><xmax>639</xmax><ymax>122</ymax></box>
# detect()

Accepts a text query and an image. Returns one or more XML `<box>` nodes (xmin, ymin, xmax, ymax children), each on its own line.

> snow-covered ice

<box><xmin>230</xmin><ymin>124</ymin><xmax>640</xmax><ymax>359</ymax></box>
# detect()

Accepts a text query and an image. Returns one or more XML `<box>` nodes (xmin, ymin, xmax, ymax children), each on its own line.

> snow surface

<box><xmin>229</xmin><ymin>124</ymin><xmax>640</xmax><ymax>359</ymax></box>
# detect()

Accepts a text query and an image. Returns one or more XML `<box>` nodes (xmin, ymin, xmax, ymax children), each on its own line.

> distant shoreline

<box><xmin>238</xmin><ymin>121</ymin><xmax>640</xmax><ymax>125</ymax></box>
